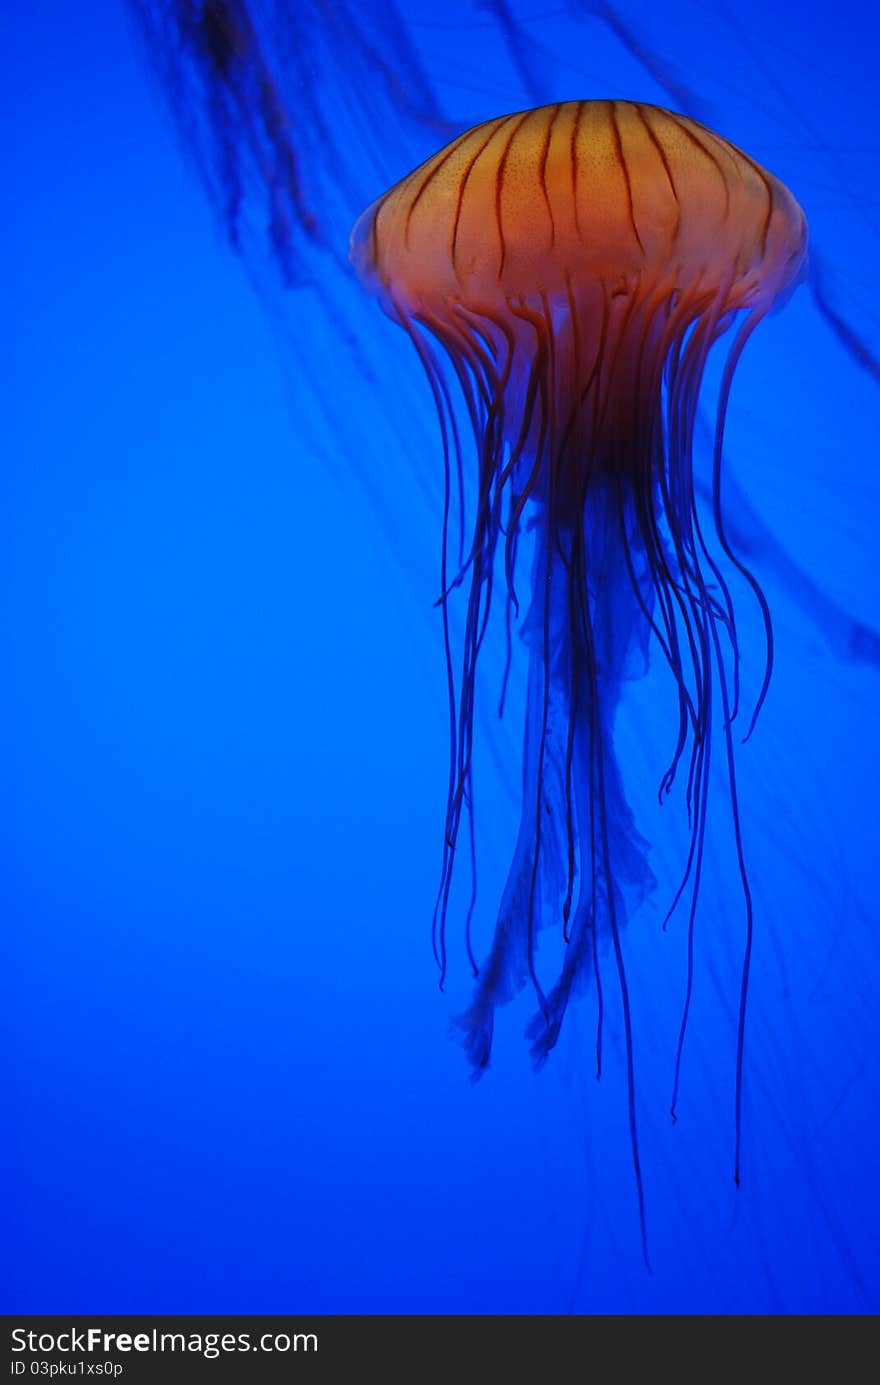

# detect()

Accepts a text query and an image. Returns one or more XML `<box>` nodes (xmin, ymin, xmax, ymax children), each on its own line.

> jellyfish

<box><xmin>351</xmin><ymin>99</ymin><xmax>807</xmax><ymax>1240</ymax></box>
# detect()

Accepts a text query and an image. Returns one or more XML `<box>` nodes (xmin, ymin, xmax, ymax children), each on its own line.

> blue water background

<box><xmin>6</xmin><ymin>0</ymin><xmax>880</xmax><ymax>1312</ymax></box>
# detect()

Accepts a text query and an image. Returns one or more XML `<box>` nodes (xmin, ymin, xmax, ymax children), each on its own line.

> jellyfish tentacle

<box><xmin>669</xmin><ymin>606</ymin><xmax>713</xmax><ymax>1118</ymax></box>
<box><xmin>709</xmin><ymin>309</ymin><xmax>776</xmax><ymax>742</ymax></box>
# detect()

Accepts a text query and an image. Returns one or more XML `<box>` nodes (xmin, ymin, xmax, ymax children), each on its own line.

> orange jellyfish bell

<box><xmin>352</xmin><ymin>99</ymin><xmax>804</xmax><ymax>315</ymax></box>
<box><xmin>351</xmin><ymin>100</ymin><xmax>807</xmax><ymax>1246</ymax></box>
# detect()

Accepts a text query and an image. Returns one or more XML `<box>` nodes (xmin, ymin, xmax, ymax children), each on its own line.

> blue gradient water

<box><xmin>7</xmin><ymin>0</ymin><xmax>879</xmax><ymax>1312</ymax></box>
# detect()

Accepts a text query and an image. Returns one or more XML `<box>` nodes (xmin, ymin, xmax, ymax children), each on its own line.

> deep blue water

<box><xmin>6</xmin><ymin>0</ymin><xmax>879</xmax><ymax>1313</ymax></box>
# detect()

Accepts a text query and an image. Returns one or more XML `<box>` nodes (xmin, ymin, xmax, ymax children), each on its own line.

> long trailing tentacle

<box><xmin>399</xmin><ymin>274</ymin><xmax>770</xmax><ymax>1236</ymax></box>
